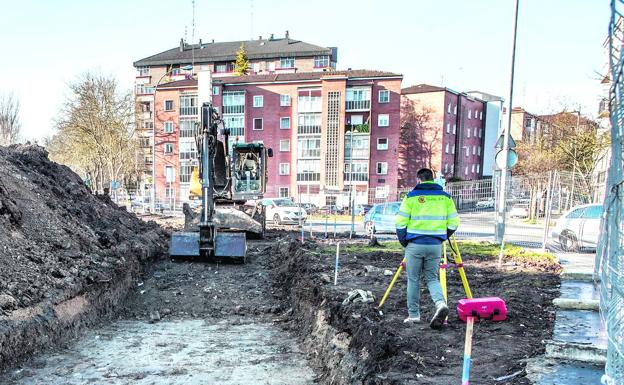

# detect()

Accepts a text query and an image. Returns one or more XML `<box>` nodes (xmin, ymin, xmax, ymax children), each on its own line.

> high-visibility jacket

<box><xmin>395</xmin><ymin>181</ymin><xmax>460</xmax><ymax>245</ymax></box>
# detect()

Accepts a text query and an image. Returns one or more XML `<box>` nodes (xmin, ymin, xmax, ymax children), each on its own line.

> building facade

<box><xmin>133</xmin><ymin>33</ymin><xmax>337</xmax><ymax>203</ymax></box>
<box><xmin>399</xmin><ymin>85</ymin><xmax>489</xmax><ymax>185</ymax></box>
<box><xmin>149</xmin><ymin>70</ymin><xmax>402</xmax><ymax>207</ymax></box>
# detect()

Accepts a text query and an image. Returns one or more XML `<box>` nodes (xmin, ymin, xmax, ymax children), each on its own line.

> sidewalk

<box><xmin>525</xmin><ymin>251</ymin><xmax>605</xmax><ymax>384</ymax></box>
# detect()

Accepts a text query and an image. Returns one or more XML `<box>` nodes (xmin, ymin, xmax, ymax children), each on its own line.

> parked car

<box><xmin>359</xmin><ymin>204</ymin><xmax>373</xmax><ymax>216</ymax></box>
<box><xmin>509</xmin><ymin>200</ymin><xmax>529</xmax><ymax>218</ymax></box>
<box><xmin>475</xmin><ymin>198</ymin><xmax>495</xmax><ymax>209</ymax></box>
<box><xmin>318</xmin><ymin>205</ymin><xmax>345</xmax><ymax>215</ymax></box>
<box><xmin>551</xmin><ymin>204</ymin><xmax>602</xmax><ymax>251</ymax></box>
<box><xmin>363</xmin><ymin>202</ymin><xmax>401</xmax><ymax>235</ymax></box>
<box><xmin>261</xmin><ymin>198</ymin><xmax>307</xmax><ymax>224</ymax></box>
<box><xmin>301</xmin><ymin>203</ymin><xmax>318</xmax><ymax>214</ymax></box>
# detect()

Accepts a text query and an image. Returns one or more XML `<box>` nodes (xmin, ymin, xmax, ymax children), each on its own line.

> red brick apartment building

<box><xmin>133</xmin><ymin>34</ymin><xmax>402</xmax><ymax>206</ymax></box>
<box><xmin>400</xmin><ymin>84</ymin><xmax>488</xmax><ymax>186</ymax></box>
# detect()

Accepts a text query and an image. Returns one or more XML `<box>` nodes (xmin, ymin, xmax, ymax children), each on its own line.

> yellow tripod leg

<box><xmin>449</xmin><ymin>236</ymin><xmax>473</xmax><ymax>299</ymax></box>
<box><xmin>440</xmin><ymin>243</ymin><xmax>448</xmax><ymax>303</ymax></box>
<box><xmin>378</xmin><ymin>258</ymin><xmax>406</xmax><ymax>308</ymax></box>
<box><xmin>440</xmin><ymin>242</ymin><xmax>449</xmax><ymax>324</ymax></box>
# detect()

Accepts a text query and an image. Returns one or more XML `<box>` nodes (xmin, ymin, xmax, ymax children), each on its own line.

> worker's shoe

<box><xmin>429</xmin><ymin>302</ymin><xmax>449</xmax><ymax>329</ymax></box>
<box><xmin>403</xmin><ymin>316</ymin><xmax>421</xmax><ymax>324</ymax></box>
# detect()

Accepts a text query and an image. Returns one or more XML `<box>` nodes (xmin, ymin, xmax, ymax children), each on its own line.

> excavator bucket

<box><xmin>169</xmin><ymin>231</ymin><xmax>246</xmax><ymax>260</ymax></box>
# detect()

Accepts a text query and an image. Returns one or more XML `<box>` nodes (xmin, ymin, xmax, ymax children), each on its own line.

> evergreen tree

<box><xmin>234</xmin><ymin>43</ymin><xmax>250</xmax><ymax>76</ymax></box>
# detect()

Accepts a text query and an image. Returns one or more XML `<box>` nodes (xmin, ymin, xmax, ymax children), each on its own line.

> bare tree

<box><xmin>398</xmin><ymin>98</ymin><xmax>439</xmax><ymax>187</ymax></box>
<box><xmin>48</xmin><ymin>73</ymin><xmax>138</xmax><ymax>193</ymax></box>
<box><xmin>0</xmin><ymin>92</ymin><xmax>21</xmax><ymax>145</ymax></box>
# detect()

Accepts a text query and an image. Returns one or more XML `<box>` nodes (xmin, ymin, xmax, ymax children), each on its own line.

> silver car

<box><xmin>551</xmin><ymin>204</ymin><xmax>602</xmax><ymax>252</ymax></box>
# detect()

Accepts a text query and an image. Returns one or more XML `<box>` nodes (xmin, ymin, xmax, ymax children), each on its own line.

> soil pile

<box><xmin>270</xmin><ymin>238</ymin><xmax>560</xmax><ymax>385</ymax></box>
<box><xmin>0</xmin><ymin>144</ymin><xmax>167</xmax><ymax>369</ymax></box>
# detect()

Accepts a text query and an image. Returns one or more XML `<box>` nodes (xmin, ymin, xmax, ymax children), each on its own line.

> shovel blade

<box><xmin>215</xmin><ymin>231</ymin><xmax>246</xmax><ymax>260</ymax></box>
<box><xmin>170</xmin><ymin>232</ymin><xmax>200</xmax><ymax>257</ymax></box>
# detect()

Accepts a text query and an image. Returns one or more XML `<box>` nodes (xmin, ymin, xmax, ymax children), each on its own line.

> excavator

<box><xmin>169</xmin><ymin>99</ymin><xmax>272</xmax><ymax>262</ymax></box>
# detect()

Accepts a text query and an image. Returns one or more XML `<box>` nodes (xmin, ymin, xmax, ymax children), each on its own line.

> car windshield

<box><xmin>274</xmin><ymin>199</ymin><xmax>296</xmax><ymax>207</ymax></box>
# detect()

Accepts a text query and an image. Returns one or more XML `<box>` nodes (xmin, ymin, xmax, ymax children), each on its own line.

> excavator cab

<box><xmin>231</xmin><ymin>142</ymin><xmax>272</xmax><ymax>201</ymax></box>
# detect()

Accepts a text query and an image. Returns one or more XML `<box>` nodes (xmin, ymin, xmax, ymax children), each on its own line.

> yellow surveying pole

<box><xmin>378</xmin><ymin>258</ymin><xmax>406</xmax><ymax>308</ymax></box>
<box><xmin>448</xmin><ymin>236</ymin><xmax>473</xmax><ymax>299</ymax></box>
<box><xmin>440</xmin><ymin>242</ymin><xmax>449</xmax><ymax>303</ymax></box>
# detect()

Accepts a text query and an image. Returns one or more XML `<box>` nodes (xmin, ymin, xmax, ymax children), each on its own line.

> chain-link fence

<box><xmin>594</xmin><ymin>2</ymin><xmax>624</xmax><ymax>383</ymax></box>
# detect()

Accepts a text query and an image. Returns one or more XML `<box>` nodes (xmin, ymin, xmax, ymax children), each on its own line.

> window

<box><xmin>444</xmin><ymin>164</ymin><xmax>448</xmax><ymax>173</ymax></box>
<box><xmin>468</xmin><ymin>109</ymin><xmax>472</xmax><ymax>119</ymax></box>
<box><xmin>378</xmin><ymin>90</ymin><xmax>390</xmax><ymax>103</ymax></box>
<box><xmin>279</xmin><ymin>187</ymin><xmax>290</xmax><ymax>198</ymax></box>
<box><xmin>297</xmin><ymin>138</ymin><xmax>321</xmax><ymax>158</ymax></box>
<box><xmin>467</xmin><ymin>128</ymin><xmax>471</xmax><ymax>138</ymax></box>
<box><xmin>253</xmin><ymin>118</ymin><xmax>263</xmax><ymax>130</ymax></box>
<box><xmin>479</xmin><ymin>128</ymin><xmax>483</xmax><ymax>138</ymax></box>
<box><xmin>445</xmin><ymin>143</ymin><xmax>449</xmax><ymax>154</ymax></box>
<box><xmin>451</xmin><ymin>164</ymin><xmax>454</xmax><ymax>173</ymax></box>
<box><xmin>165</xmin><ymin>100</ymin><xmax>174</xmax><ymax>111</ymax></box>
<box><xmin>280</xmin><ymin>94</ymin><xmax>291</xmax><ymax>106</ymax></box>
<box><xmin>376</xmin><ymin>162</ymin><xmax>388</xmax><ymax>175</ymax></box>
<box><xmin>137</xmin><ymin>66</ymin><xmax>149</xmax><ymax>76</ymax></box>
<box><xmin>476</xmin><ymin>164</ymin><xmax>480</xmax><ymax>173</ymax></box>
<box><xmin>478</xmin><ymin>146</ymin><xmax>481</xmax><ymax>156</ymax></box>
<box><xmin>585</xmin><ymin>205</ymin><xmax>603</xmax><ymax>219</ymax></box>
<box><xmin>447</xmin><ymin>103</ymin><xmax>451</xmax><ymax>113</ymax></box>
<box><xmin>164</xmin><ymin>143</ymin><xmax>173</xmax><ymax>154</ymax></box>
<box><xmin>215</xmin><ymin>62</ymin><xmax>234</xmax><ymax>73</ymax></box>
<box><xmin>179</xmin><ymin>95</ymin><xmax>198</xmax><ymax>116</ymax></box>
<box><xmin>280</xmin><ymin>117</ymin><xmax>291</xmax><ymax>129</ymax></box>
<box><xmin>378</xmin><ymin>114</ymin><xmax>389</xmax><ymax>127</ymax></box>
<box><xmin>472</xmin><ymin>164</ymin><xmax>475</xmax><ymax>173</ymax></box>
<box><xmin>480</xmin><ymin>111</ymin><xmax>483</xmax><ymax>120</ymax></box>
<box><xmin>465</xmin><ymin>166</ymin><xmax>469</xmax><ymax>176</ymax></box>
<box><xmin>179</xmin><ymin>141</ymin><xmax>196</xmax><ymax>160</ymax></box>
<box><xmin>377</xmin><ymin>138</ymin><xmax>388</xmax><ymax>150</ymax></box>
<box><xmin>179</xmin><ymin>164</ymin><xmax>194</xmax><ymax>183</ymax></box>
<box><xmin>474</xmin><ymin>127</ymin><xmax>477</xmax><ymax>137</ymax></box>
<box><xmin>465</xmin><ymin>147</ymin><xmax>469</xmax><ymax>157</ymax></box>
<box><xmin>452</xmin><ymin>145</ymin><xmax>455</xmax><ymax>154</ymax></box>
<box><xmin>253</xmin><ymin>95</ymin><xmax>263</xmax><ymax>108</ymax></box>
<box><xmin>453</xmin><ymin>124</ymin><xmax>456</xmax><ymax>134</ymax></box>
<box><xmin>279</xmin><ymin>163</ymin><xmax>290</xmax><ymax>175</ymax></box>
<box><xmin>212</xmin><ymin>86</ymin><xmax>219</xmax><ymax>96</ymax></box>
<box><xmin>314</xmin><ymin>55</ymin><xmax>330</xmax><ymax>67</ymax></box>
<box><xmin>472</xmin><ymin>146</ymin><xmax>476</xmax><ymax>155</ymax></box>
<box><xmin>164</xmin><ymin>121</ymin><xmax>174</xmax><ymax>133</ymax></box>
<box><xmin>454</xmin><ymin>105</ymin><xmax>457</xmax><ymax>114</ymax></box>
<box><xmin>446</xmin><ymin>123</ymin><xmax>450</xmax><ymax>133</ymax></box>
<box><xmin>279</xmin><ymin>139</ymin><xmax>290</xmax><ymax>152</ymax></box>
<box><xmin>165</xmin><ymin>166</ymin><xmax>175</xmax><ymax>182</ymax></box>
<box><xmin>223</xmin><ymin>91</ymin><xmax>245</xmax><ymax>114</ymax></box>
<box><xmin>280</xmin><ymin>57</ymin><xmax>295</xmax><ymax>68</ymax></box>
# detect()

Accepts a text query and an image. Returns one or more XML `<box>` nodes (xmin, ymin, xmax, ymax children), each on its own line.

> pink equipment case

<box><xmin>457</xmin><ymin>297</ymin><xmax>507</xmax><ymax>322</ymax></box>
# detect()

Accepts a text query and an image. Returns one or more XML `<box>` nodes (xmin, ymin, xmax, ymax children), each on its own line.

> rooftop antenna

<box><xmin>191</xmin><ymin>0</ymin><xmax>196</xmax><ymax>68</ymax></box>
<box><xmin>250</xmin><ymin>0</ymin><xmax>254</xmax><ymax>40</ymax></box>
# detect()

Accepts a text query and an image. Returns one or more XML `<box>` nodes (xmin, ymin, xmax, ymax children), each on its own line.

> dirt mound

<box><xmin>269</xmin><ymin>238</ymin><xmax>560</xmax><ymax>384</ymax></box>
<box><xmin>0</xmin><ymin>144</ymin><xmax>167</xmax><ymax>370</ymax></box>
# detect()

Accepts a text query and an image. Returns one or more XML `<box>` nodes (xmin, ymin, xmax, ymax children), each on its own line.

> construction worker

<box><xmin>395</xmin><ymin>168</ymin><xmax>460</xmax><ymax>329</ymax></box>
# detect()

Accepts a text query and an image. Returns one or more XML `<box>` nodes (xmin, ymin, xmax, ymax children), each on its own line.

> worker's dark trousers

<box><xmin>405</xmin><ymin>243</ymin><xmax>445</xmax><ymax>317</ymax></box>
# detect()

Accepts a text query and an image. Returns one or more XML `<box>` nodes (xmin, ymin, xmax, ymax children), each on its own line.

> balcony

<box><xmin>344</xmin><ymin>148</ymin><xmax>369</xmax><ymax>159</ymax></box>
<box><xmin>297</xmin><ymin>173</ymin><xmax>320</xmax><ymax>182</ymax></box>
<box><xmin>223</xmin><ymin>105</ymin><xmax>245</xmax><ymax>114</ymax></box>
<box><xmin>345</xmin><ymin>124</ymin><xmax>369</xmax><ymax>133</ymax></box>
<box><xmin>345</xmin><ymin>99</ymin><xmax>370</xmax><ymax>111</ymax></box>
<box><xmin>139</xmin><ymin>111</ymin><xmax>153</xmax><ymax>120</ymax></box>
<box><xmin>180</xmin><ymin>106</ymin><xmax>198</xmax><ymax>116</ymax></box>
<box><xmin>343</xmin><ymin>172</ymin><xmax>369</xmax><ymax>182</ymax></box>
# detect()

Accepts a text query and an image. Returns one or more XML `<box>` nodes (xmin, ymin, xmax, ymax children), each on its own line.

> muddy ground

<box><xmin>0</xmin><ymin>145</ymin><xmax>167</xmax><ymax>371</ymax></box>
<box><xmin>269</xmin><ymin>237</ymin><xmax>560</xmax><ymax>385</ymax></box>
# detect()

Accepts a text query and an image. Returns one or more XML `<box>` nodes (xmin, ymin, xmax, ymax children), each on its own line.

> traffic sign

<box><xmin>495</xmin><ymin>149</ymin><xmax>518</xmax><ymax>169</ymax></box>
<box><xmin>495</xmin><ymin>134</ymin><xmax>517</xmax><ymax>150</ymax></box>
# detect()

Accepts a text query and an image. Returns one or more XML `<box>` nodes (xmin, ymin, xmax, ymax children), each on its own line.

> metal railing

<box><xmin>345</xmin><ymin>99</ymin><xmax>371</xmax><ymax>111</ymax></box>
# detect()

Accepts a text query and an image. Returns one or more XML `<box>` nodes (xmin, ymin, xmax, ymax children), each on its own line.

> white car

<box><xmin>509</xmin><ymin>202</ymin><xmax>529</xmax><ymax>218</ymax></box>
<box><xmin>261</xmin><ymin>198</ymin><xmax>307</xmax><ymax>225</ymax></box>
<box><xmin>476</xmin><ymin>198</ymin><xmax>494</xmax><ymax>209</ymax></box>
<box><xmin>551</xmin><ymin>204</ymin><xmax>602</xmax><ymax>251</ymax></box>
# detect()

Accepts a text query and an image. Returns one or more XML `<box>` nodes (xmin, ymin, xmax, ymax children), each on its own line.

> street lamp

<box><xmin>150</xmin><ymin>64</ymin><xmax>193</xmax><ymax>212</ymax></box>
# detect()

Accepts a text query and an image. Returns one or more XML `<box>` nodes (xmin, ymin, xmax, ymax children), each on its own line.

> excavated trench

<box><xmin>0</xmin><ymin>141</ymin><xmax>561</xmax><ymax>385</ymax></box>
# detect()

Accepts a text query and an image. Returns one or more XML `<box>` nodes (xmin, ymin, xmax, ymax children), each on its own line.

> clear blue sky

<box><xmin>0</xmin><ymin>0</ymin><xmax>610</xmax><ymax>141</ymax></box>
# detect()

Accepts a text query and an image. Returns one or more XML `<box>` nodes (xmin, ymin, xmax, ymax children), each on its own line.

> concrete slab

<box><xmin>525</xmin><ymin>358</ymin><xmax>604</xmax><ymax>385</ymax></box>
<box><xmin>0</xmin><ymin>319</ymin><xmax>315</xmax><ymax>385</ymax></box>
<box><xmin>553</xmin><ymin>309</ymin><xmax>607</xmax><ymax>348</ymax></box>
<box><xmin>559</xmin><ymin>280</ymin><xmax>600</xmax><ymax>301</ymax></box>
<box><xmin>545</xmin><ymin>340</ymin><xmax>607</xmax><ymax>364</ymax></box>
<box><xmin>554</xmin><ymin>298</ymin><xmax>600</xmax><ymax>311</ymax></box>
